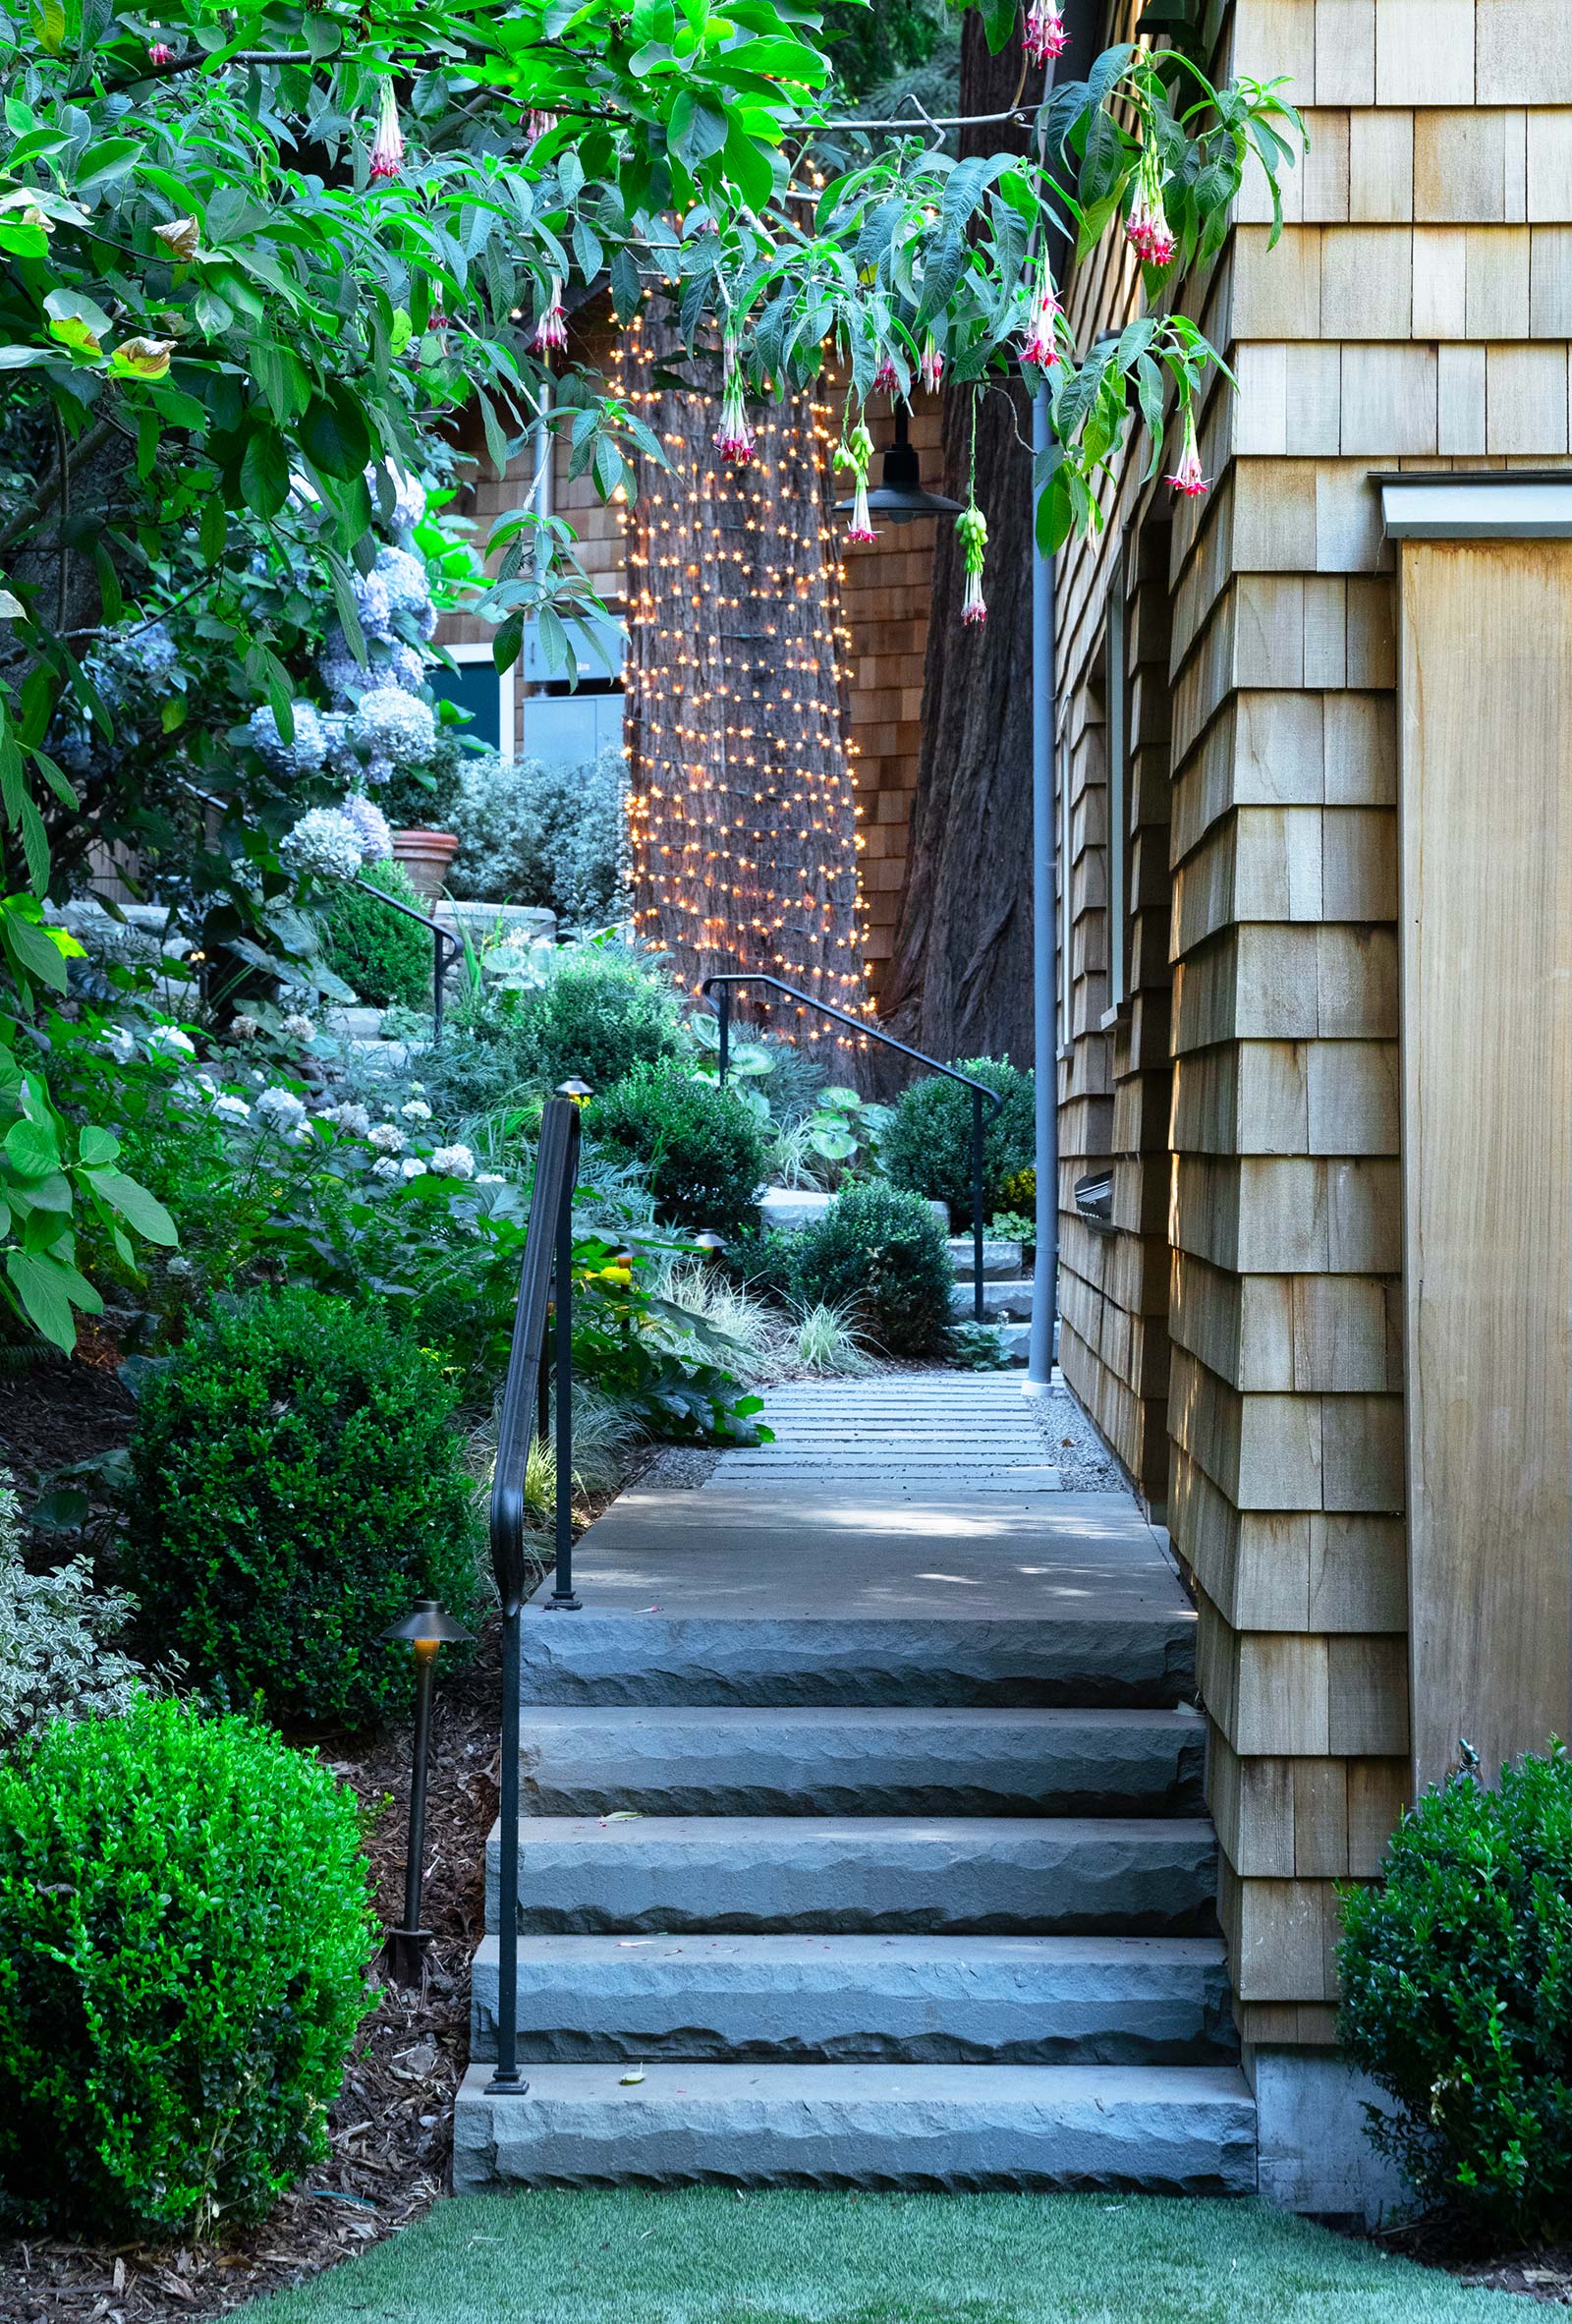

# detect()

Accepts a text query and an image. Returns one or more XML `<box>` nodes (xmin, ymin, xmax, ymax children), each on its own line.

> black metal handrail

<box><xmin>700</xmin><ymin>972</ymin><xmax>1005</xmax><ymax>1325</ymax></box>
<box><xmin>349</xmin><ymin>875</ymin><xmax>462</xmax><ymax>1041</ymax></box>
<box><xmin>485</xmin><ymin>1091</ymin><xmax>583</xmax><ymax>2098</ymax></box>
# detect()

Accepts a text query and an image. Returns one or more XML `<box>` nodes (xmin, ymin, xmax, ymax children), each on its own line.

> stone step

<box><xmin>950</xmin><ymin>1278</ymin><xmax>1036</xmax><ymax>1322</ymax></box>
<box><xmin>469</xmin><ymin>1932</ymin><xmax>1238</xmax><ymax>2068</ymax></box>
<box><xmin>452</xmin><ymin>2061</ymin><xmax>1257</xmax><ymax>2194</ymax></box>
<box><xmin>520</xmin><ymin>1614</ymin><xmax>1197</xmax><ymax>1710</ymax></box>
<box><xmin>516</xmin><ymin>1705</ymin><xmax>1207</xmax><ymax>1818</ymax></box>
<box><xmin>485</xmin><ymin>1815</ymin><xmax>1218</xmax><ymax>1937</ymax></box>
<box><xmin>945</xmin><ymin>1237</ymin><xmax>1025</xmax><ymax>1278</ymax></box>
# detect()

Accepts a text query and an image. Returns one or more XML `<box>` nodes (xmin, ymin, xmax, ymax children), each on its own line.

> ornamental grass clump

<box><xmin>1338</xmin><ymin>1742</ymin><xmax>1572</xmax><ymax>2239</ymax></box>
<box><xmin>122</xmin><ymin>1286</ymin><xmax>480</xmax><ymax>1728</ymax></box>
<box><xmin>0</xmin><ymin>1695</ymin><xmax>373</xmax><ymax>2238</ymax></box>
<box><xmin>793</xmin><ymin>1181</ymin><xmax>954</xmax><ymax>1357</ymax></box>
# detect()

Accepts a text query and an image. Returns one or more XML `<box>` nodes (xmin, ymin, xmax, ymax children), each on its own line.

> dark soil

<box><xmin>0</xmin><ymin>1624</ymin><xmax>503</xmax><ymax>2324</ymax></box>
<box><xmin>1338</xmin><ymin>2213</ymin><xmax>1572</xmax><ymax>2304</ymax></box>
<box><xmin>0</xmin><ymin>1336</ymin><xmax>138</xmax><ymax>1505</ymax></box>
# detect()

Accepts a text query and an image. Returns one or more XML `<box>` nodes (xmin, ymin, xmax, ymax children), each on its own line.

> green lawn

<box><xmin>241</xmin><ymin>2189</ymin><xmax>1518</xmax><ymax>2323</ymax></box>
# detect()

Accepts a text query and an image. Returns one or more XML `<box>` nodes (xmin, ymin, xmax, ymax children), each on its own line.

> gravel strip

<box><xmin>1031</xmin><ymin>1383</ymin><xmax>1133</xmax><ymax>1497</ymax></box>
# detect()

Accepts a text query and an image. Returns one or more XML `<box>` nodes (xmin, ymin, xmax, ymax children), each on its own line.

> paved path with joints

<box><xmin>705</xmin><ymin>1370</ymin><xmax>1065</xmax><ymax>1497</ymax></box>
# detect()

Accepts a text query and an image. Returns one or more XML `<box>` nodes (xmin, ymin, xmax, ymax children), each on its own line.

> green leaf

<box><xmin>44</xmin><ymin>289</ymin><xmax>111</xmax><ymax>359</ymax></box>
<box><xmin>76</xmin><ymin>138</ymin><xmax>141</xmax><ymax>191</ymax></box>
<box><xmin>5</xmin><ymin>1114</ymin><xmax>60</xmax><ymax>1177</ymax></box>
<box><xmin>79</xmin><ymin>1124</ymin><xmax>120</xmax><ymax>1165</ymax></box>
<box><xmin>82</xmin><ymin>1167</ymin><xmax>179</xmax><ymax>1246</ymax></box>
<box><xmin>1</xmin><ymin>908</ymin><xmax>69</xmax><ymax>991</ymax></box>
<box><xmin>28</xmin><ymin>0</ymin><xmax>65</xmax><ymax>54</ymax></box>
<box><xmin>299</xmin><ymin>389</ymin><xmax>370</xmax><ymax>481</ymax></box>
<box><xmin>240</xmin><ymin>424</ymin><xmax>290</xmax><ymax>518</ymax></box>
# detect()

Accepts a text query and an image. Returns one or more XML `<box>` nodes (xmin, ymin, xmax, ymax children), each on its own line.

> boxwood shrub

<box><xmin>319</xmin><ymin>857</ymin><xmax>432</xmax><ymax>1010</ymax></box>
<box><xmin>590</xmin><ymin>1065</ymin><xmax>767</xmax><ymax>1234</ymax></box>
<box><xmin>1339</xmin><ymin>1743</ymin><xmax>1572</xmax><ymax>2238</ymax></box>
<box><xmin>883</xmin><ymin>1057</ymin><xmax>1036</xmax><ymax>1224</ymax></box>
<box><xmin>0</xmin><ymin>1695</ymin><xmax>373</xmax><ymax>2236</ymax></box>
<box><xmin>122</xmin><ymin>1287</ymin><xmax>480</xmax><ymax>1728</ymax></box>
<box><xmin>794</xmin><ymin>1181</ymin><xmax>954</xmax><ymax>1356</ymax></box>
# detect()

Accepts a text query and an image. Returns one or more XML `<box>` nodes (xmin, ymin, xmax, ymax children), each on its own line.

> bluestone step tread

<box><xmin>516</xmin><ymin>1704</ymin><xmax>1207</xmax><ymax>1817</ymax></box>
<box><xmin>485</xmin><ymin>1814</ymin><xmax>1218</xmax><ymax>1936</ymax></box>
<box><xmin>452</xmin><ymin>2061</ymin><xmax>1257</xmax><ymax>2194</ymax></box>
<box><xmin>521</xmin><ymin>1615</ymin><xmax>1195</xmax><ymax>1706</ymax></box>
<box><xmin>469</xmin><ymin>1931</ymin><xmax>1237</xmax><ymax>2066</ymax></box>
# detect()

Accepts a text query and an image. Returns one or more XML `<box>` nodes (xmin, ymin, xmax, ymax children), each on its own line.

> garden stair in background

<box><xmin>454</xmin><ymin>1375</ymin><xmax>1254</xmax><ymax>2192</ymax></box>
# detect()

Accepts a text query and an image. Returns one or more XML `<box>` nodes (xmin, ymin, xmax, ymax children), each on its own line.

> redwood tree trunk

<box><xmin>624</xmin><ymin>305</ymin><xmax>867</xmax><ymax>1034</ymax></box>
<box><xmin>878</xmin><ymin>15</ymin><xmax>1037</xmax><ymax>1067</ymax></box>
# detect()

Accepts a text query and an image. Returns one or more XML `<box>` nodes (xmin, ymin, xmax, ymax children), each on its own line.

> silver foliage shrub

<box><xmin>0</xmin><ymin>1472</ymin><xmax>144</xmax><ymax>1745</ymax></box>
<box><xmin>446</xmin><ymin>747</ymin><xmax>630</xmax><ymax>927</ymax></box>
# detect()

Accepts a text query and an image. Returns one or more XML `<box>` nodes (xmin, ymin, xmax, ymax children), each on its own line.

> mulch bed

<box><xmin>1341</xmin><ymin>2215</ymin><xmax>1572</xmax><ymax>2304</ymax></box>
<box><xmin>0</xmin><ymin>1624</ymin><xmax>504</xmax><ymax>2324</ymax></box>
<box><xmin>0</xmin><ymin>1332</ymin><xmax>138</xmax><ymax>1502</ymax></box>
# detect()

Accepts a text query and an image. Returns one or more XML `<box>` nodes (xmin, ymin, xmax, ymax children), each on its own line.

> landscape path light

<box><xmin>557</xmin><ymin>1076</ymin><xmax>592</xmax><ymax>1105</ymax></box>
<box><xmin>380</xmin><ymin>1597</ymin><xmax>475</xmax><ymax>1986</ymax></box>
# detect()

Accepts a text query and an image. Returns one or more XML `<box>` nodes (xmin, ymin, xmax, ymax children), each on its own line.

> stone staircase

<box><xmin>946</xmin><ymin>1235</ymin><xmax>1035</xmax><ymax>1361</ymax></box>
<box><xmin>453</xmin><ymin>1485</ymin><xmax>1255</xmax><ymax>2193</ymax></box>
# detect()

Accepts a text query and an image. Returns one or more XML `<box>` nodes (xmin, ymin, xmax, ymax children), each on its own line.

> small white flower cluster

<box><xmin>281</xmin><ymin>1011</ymin><xmax>316</xmax><ymax>1043</ymax></box>
<box><xmin>231</xmin><ymin>1013</ymin><xmax>262</xmax><ymax>1040</ymax></box>
<box><xmin>248</xmin><ymin>700</ymin><xmax>329</xmax><ymax>776</ymax></box>
<box><xmin>255</xmin><ymin>1086</ymin><xmax>308</xmax><ymax>1132</ymax></box>
<box><xmin>367</xmin><ymin>1121</ymin><xmax>406</xmax><ymax>1154</ymax></box>
<box><xmin>279</xmin><ymin>806</ymin><xmax>365</xmax><ymax>880</ymax></box>
<box><xmin>400</xmin><ymin>1098</ymin><xmax>431</xmax><ymax>1121</ymax></box>
<box><xmin>144</xmin><ymin>1025</ymin><xmax>196</xmax><ymax>1061</ymax></box>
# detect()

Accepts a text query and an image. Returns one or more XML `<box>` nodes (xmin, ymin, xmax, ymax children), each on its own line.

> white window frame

<box><xmin>438</xmin><ymin>641</ymin><xmax>516</xmax><ymax>765</ymax></box>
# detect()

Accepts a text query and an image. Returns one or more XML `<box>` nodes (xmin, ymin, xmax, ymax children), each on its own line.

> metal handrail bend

<box><xmin>699</xmin><ymin>972</ymin><xmax>1005</xmax><ymax>1325</ymax></box>
<box><xmin>485</xmin><ymin>1093</ymin><xmax>583</xmax><ymax>2097</ymax></box>
<box><xmin>348</xmin><ymin>875</ymin><xmax>462</xmax><ymax>1041</ymax></box>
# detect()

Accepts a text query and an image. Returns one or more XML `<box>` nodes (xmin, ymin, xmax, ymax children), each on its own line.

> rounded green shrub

<box><xmin>1338</xmin><ymin>1744</ymin><xmax>1572</xmax><ymax>2239</ymax></box>
<box><xmin>318</xmin><ymin>857</ymin><xmax>432</xmax><ymax>1010</ymax></box>
<box><xmin>883</xmin><ymin>1058</ymin><xmax>1036</xmax><ymax>1225</ymax></box>
<box><xmin>0</xmin><ymin>1695</ymin><xmax>373</xmax><ymax>2237</ymax></box>
<box><xmin>590</xmin><ymin>1065</ymin><xmax>767</xmax><ymax>1234</ymax></box>
<box><xmin>424</xmin><ymin>950</ymin><xmax>685</xmax><ymax>1123</ymax></box>
<box><xmin>794</xmin><ymin>1180</ymin><xmax>954</xmax><ymax>1356</ymax></box>
<box><xmin>122</xmin><ymin>1287</ymin><xmax>480</xmax><ymax>1728</ymax></box>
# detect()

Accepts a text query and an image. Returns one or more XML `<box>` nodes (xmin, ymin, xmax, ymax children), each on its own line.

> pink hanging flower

<box><xmin>1022</xmin><ymin>0</ymin><xmax>1068</xmax><ymax>65</ymax></box>
<box><xmin>957</xmin><ymin>503</ymin><xmax>987</xmax><ymax>626</ymax></box>
<box><xmin>920</xmin><ymin>335</ymin><xmax>943</xmax><ymax>395</ymax></box>
<box><xmin>1125</xmin><ymin>147</ymin><xmax>1175</xmax><ymax>267</ymax></box>
<box><xmin>146</xmin><ymin>34</ymin><xmax>172</xmax><ymax>64</ymax></box>
<box><xmin>834</xmin><ymin>421</ymin><xmax>877</xmax><ymax>545</ymax></box>
<box><xmin>713</xmin><ymin>332</ymin><xmax>755</xmax><ymax>466</ymax></box>
<box><xmin>1165</xmin><ymin>407</ymin><xmax>1208</xmax><ymax>499</ymax></box>
<box><xmin>369</xmin><ymin>82</ymin><xmax>405</xmax><ymax>182</ymax></box>
<box><xmin>871</xmin><ymin>355</ymin><xmax>900</xmax><ymax>397</ymax></box>
<box><xmin>525</xmin><ymin>108</ymin><xmax>559</xmax><ymax>144</ymax></box>
<box><xmin>1020</xmin><ymin>256</ymin><xmax>1061</xmax><ymax>368</ymax></box>
<box><xmin>534</xmin><ymin>274</ymin><xmax>568</xmax><ymax>354</ymax></box>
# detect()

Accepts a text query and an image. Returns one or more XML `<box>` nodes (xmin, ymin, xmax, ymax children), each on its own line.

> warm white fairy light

<box><xmin>619</xmin><ymin>307</ymin><xmax>871</xmax><ymax>1049</ymax></box>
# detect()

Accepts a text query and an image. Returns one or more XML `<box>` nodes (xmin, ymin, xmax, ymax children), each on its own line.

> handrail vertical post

<box><xmin>717</xmin><ymin>983</ymin><xmax>731</xmax><ymax>1087</ymax></box>
<box><xmin>485</xmin><ymin>1605</ymin><xmax>525</xmax><ymax>2092</ymax></box>
<box><xmin>971</xmin><ymin>1087</ymin><xmax>985</xmax><ymax>1324</ymax></box>
<box><xmin>432</xmin><ymin>922</ymin><xmax>445</xmax><ymax>1044</ymax></box>
<box><xmin>546</xmin><ymin>1171</ymin><xmax>580</xmax><ymax>1611</ymax></box>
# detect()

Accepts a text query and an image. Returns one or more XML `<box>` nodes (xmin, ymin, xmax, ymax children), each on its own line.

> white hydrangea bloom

<box><xmin>348</xmin><ymin>685</ymin><xmax>436</xmax><ymax>770</ymax></box>
<box><xmin>96</xmin><ymin>1024</ymin><xmax>135</xmax><ymax>1063</ymax></box>
<box><xmin>370</xmin><ymin>1156</ymin><xmax>400</xmax><ymax>1179</ymax></box>
<box><xmin>284</xmin><ymin>1122</ymin><xmax>311</xmax><ymax>1145</ymax></box>
<box><xmin>430</xmin><ymin>1143</ymin><xmax>476</xmax><ymax>1180</ymax></box>
<box><xmin>400</xmin><ymin>1156</ymin><xmax>427</xmax><ymax>1179</ymax></box>
<box><xmin>477</xmin><ymin>1171</ymin><xmax>506</xmax><ymax>1185</ymax></box>
<box><xmin>367</xmin><ymin>464</ymin><xmax>428</xmax><ymax>536</ymax></box>
<box><xmin>341</xmin><ymin>793</ymin><xmax>393</xmax><ymax>863</ymax></box>
<box><xmin>280</xmin><ymin>806</ymin><xmax>364</xmax><ymax>880</ymax></box>
<box><xmin>400</xmin><ymin>1098</ymin><xmax>432</xmax><ymax>1121</ymax></box>
<box><xmin>367</xmin><ymin>1121</ymin><xmax>406</xmax><ymax>1154</ymax></box>
<box><xmin>281</xmin><ymin>1011</ymin><xmax>316</xmax><ymax>1042</ymax></box>
<box><xmin>248</xmin><ymin>700</ymin><xmax>328</xmax><ymax>775</ymax></box>
<box><xmin>211</xmin><ymin>1093</ymin><xmax>251</xmax><ymax>1121</ymax></box>
<box><xmin>144</xmin><ymin>1025</ymin><xmax>196</xmax><ymax>1059</ymax></box>
<box><xmin>230</xmin><ymin>1013</ymin><xmax>262</xmax><ymax>1040</ymax></box>
<box><xmin>256</xmin><ymin>1086</ymin><xmax>308</xmax><ymax>1130</ymax></box>
<box><xmin>324</xmin><ymin>1101</ymin><xmax>371</xmax><ymax>1136</ymax></box>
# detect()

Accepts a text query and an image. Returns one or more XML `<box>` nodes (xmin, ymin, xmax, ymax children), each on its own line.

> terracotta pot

<box><xmin>392</xmin><ymin>827</ymin><xmax>459</xmax><ymax>901</ymax></box>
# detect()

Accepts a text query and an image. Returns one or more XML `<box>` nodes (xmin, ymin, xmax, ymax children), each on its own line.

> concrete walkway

<box><xmin>707</xmin><ymin>1371</ymin><xmax>1068</xmax><ymax>1496</ymax></box>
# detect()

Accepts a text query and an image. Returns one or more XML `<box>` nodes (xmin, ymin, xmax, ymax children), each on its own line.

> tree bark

<box><xmin>878</xmin><ymin>13</ymin><xmax>1037</xmax><ymax>1068</ymax></box>
<box><xmin>624</xmin><ymin>305</ymin><xmax>867</xmax><ymax>1037</ymax></box>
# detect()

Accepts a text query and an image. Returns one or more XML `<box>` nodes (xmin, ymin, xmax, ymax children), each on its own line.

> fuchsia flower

<box><xmin>1022</xmin><ymin>0</ymin><xmax>1068</xmax><ymax>65</ymax></box>
<box><xmin>713</xmin><ymin>333</ymin><xmax>755</xmax><ymax>465</ymax></box>
<box><xmin>1125</xmin><ymin>143</ymin><xmax>1175</xmax><ymax>267</ymax></box>
<box><xmin>1165</xmin><ymin>408</ymin><xmax>1208</xmax><ymax>498</ymax></box>
<box><xmin>1020</xmin><ymin>256</ymin><xmax>1061</xmax><ymax>368</ymax></box>
<box><xmin>146</xmin><ymin>34</ymin><xmax>172</xmax><ymax>64</ymax></box>
<box><xmin>534</xmin><ymin>275</ymin><xmax>568</xmax><ymax>354</ymax></box>
<box><xmin>834</xmin><ymin>421</ymin><xmax>877</xmax><ymax>545</ymax></box>
<box><xmin>369</xmin><ymin>82</ymin><xmax>405</xmax><ymax>182</ymax></box>
<box><xmin>872</xmin><ymin>355</ymin><xmax>900</xmax><ymax>396</ymax></box>
<box><xmin>525</xmin><ymin>109</ymin><xmax>559</xmax><ymax>144</ymax></box>
<box><xmin>956</xmin><ymin>503</ymin><xmax>988</xmax><ymax>626</ymax></box>
<box><xmin>919</xmin><ymin>335</ymin><xmax>943</xmax><ymax>395</ymax></box>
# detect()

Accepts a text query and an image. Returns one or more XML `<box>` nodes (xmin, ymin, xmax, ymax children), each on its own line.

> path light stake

<box><xmin>380</xmin><ymin>1598</ymin><xmax>475</xmax><ymax>1986</ymax></box>
<box><xmin>693</xmin><ymin>1229</ymin><xmax>725</xmax><ymax>1260</ymax></box>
